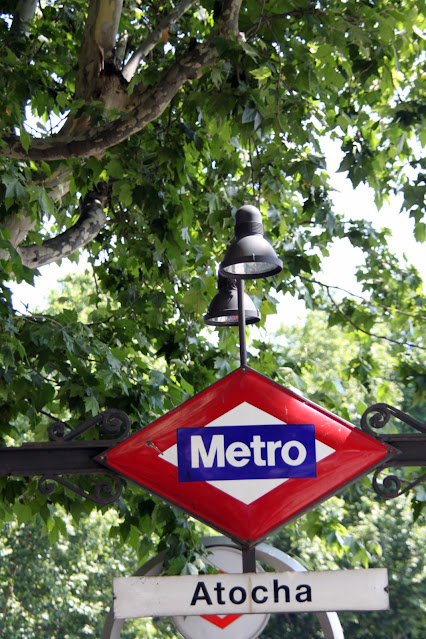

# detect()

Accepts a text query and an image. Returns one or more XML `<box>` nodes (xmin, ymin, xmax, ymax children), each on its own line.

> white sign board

<box><xmin>114</xmin><ymin>568</ymin><xmax>389</xmax><ymax>619</ymax></box>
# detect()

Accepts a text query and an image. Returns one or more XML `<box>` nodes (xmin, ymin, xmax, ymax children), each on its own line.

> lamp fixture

<box><xmin>204</xmin><ymin>275</ymin><xmax>260</xmax><ymax>326</ymax></box>
<box><xmin>219</xmin><ymin>205</ymin><xmax>283</xmax><ymax>280</ymax></box>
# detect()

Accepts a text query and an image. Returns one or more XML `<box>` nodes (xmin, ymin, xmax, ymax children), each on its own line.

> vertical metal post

<box><xmin>237</xmin><ymin>280</ymin><xmax>251</xmax><ymax>570</ymax></box>
<box><xmin>242</xmin><ymin>547</ymin><xmax>256</xmax><ymax>573</ymax></box>
<box><xmin>237</xmin><ymin>282</ymin><xmax>251</xmax><ymax>569</ymax></box>
<box><xmin>237</xmin><ymin>279</ymin><xmax>247</xmax><ymax>367</ymax></box>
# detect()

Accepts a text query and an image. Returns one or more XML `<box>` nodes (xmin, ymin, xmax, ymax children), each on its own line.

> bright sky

<box><xmin>320</xmin><ymin>136</ymin><xmax>425</xmax><ymax>285</ymax></box>
<box><xmin>8</xmin><ymin>140</ymin><xmax>425</xmax><ymax>322</ymax></box>
<box><xmin>266</xmin><ymin>138</ymin><xmax>425</xmax><ymax>327</ymax></box>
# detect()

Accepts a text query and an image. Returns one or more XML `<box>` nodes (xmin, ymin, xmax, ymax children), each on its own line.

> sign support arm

<box><xmin>0</xmin><ymin>404</ymin><xmax>424</xmax><ymax>506</ymax></box>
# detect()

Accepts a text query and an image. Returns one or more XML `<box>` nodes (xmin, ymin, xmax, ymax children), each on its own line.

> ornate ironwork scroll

<box><xmin>371</xmin><ymin>468</ymin><xmax>426</xmax><ymax>500</ymax></box>
<box><xmin>47</xmin><ymin>409</ymin><xmax>131</xmax><ymax>443</ymax></box>
<box><xmin>37</xmin><ymin>409</ymin><xmax>131</xmax><ymax>505</ymax></box>
<box><xmin>38</xmin><ymin>473</ymin><xmax>123</xmax><ymax>505</ymax></box>
<box><xmin>361</xmin><ymin>403</ymin><xmax>426</xmax><ymax>500</ymax></box>
<box><xmin>361</xmin><ymin>403</ymin><xmax>426</xmax><ymax>438</ymax></box>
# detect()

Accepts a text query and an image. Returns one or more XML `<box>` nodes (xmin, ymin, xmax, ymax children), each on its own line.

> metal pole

<box><xmin>237</xmin><ymin>279</ymin><xmax>247</xmax><ymax>367</ymax></box>
<box><xmin>242</xmin><ymin>547</ymin><xmax>257</xmax><ymax>573</ymax></box>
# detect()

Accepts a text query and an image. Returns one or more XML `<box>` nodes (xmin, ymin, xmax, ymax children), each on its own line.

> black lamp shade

<box><xmin>204</xmin><ymin>277</ymin><xmax>260</xmax><ymax>326</ymax></box>
<box><xmin>220</xmin><ymin>205</ymin><xmax>282</xmax><ymax>279</ymax></box>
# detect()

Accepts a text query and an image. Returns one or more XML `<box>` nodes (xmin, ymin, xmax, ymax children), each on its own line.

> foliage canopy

<box><xmin>0</xmin><ymin>1</ymin><xmax>424</xmax><ymax>623</ymax></box>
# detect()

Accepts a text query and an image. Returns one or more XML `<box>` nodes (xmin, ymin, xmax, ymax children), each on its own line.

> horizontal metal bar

<box><xmin>0</xmin><ymin>442</ymin><xmax>111</xmax><ymax>476</ymax></box>
<box><xmin>0</xmin><ymin>433</ymin><xmax>424</xmax><ymax>483</ymax></box>
<box><xmin>380</xmin><ymin>434</ymin><xmax>426</xmax><ymax>467</ymax></box>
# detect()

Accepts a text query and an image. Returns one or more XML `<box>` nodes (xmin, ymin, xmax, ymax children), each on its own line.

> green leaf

<box><xmin>14</xmin><ymin>502</ymin><xmax>33</xmax><ymax>524</ymax></box>
<box><xmin>38</xmin><ymin>189</ymin><xmax>55</xmax><ymax>216</ymax></box>
<box><xmin>106</xmin><ymin>158</ymin><xmax>124</xmax><ymax>179</ymax></box>
<box><xmin>19</xmin><ymin>126</ymin><xmax>31</xmax><ymax>153</ymax></box>
<box><xmin>239</xmin><ymin>39</ymin><xmax>260</xmax><ymax>61</ymax></box>
<box><xmin>414</xmin><ymin>221</ymin><xmax>425</xmax><ymax>242</ymax></box>
<box><xmin>179</xmin><ymin>376</ymin><xmax>194</xmax><ymax>396</ymax></box>
<box><xmin>337</xmin><ymin>153</ymin><xmax>354</xmax><ymax>173</ymax></box>
<box><xmin>242</xmin><ymin>105</ymin><xmax>257</xmax><ymax>123</ymax></box>
<box><xmin>250</xmin><ymin>66</ymin><xmax>272</xmax><ymax>80</ymax></box>
<box><xmin>116</xmin><ymin>182</ymin><xmax>133</xmax><ymax>208</ymax></box>
<box><xmin>84</xmin><ymin>395</ymin><xmax>100</xmax><ymax>416</ymax></box>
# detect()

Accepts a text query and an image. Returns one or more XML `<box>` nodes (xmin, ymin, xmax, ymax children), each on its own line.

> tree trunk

<box><xmin>2</xmin><ymin>0</ymin><xmax>243</xmax><ymax>268</ymax></box>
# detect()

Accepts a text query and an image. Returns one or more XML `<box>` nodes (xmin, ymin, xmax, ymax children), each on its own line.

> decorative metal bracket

<box><xmin>1</xmin><ymin>404</ymin><xmax>424</xmax><ymax>505</ymax></box>
<box><xmin>0</xmin><ymin>409</ymin><xmax>130</xmax><ymax>505</ymax></box>
<box><xmin>361</xmin><ymin>403</ymin><xmax>426</xmax><ymax>499</ymax></box>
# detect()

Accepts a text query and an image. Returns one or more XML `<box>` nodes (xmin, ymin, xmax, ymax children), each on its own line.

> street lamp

<box><xmin>204</xmin><ymin>275</ymin><xmax>260</xmax><ymax>326</ymax></box>
<box><xmin>204</xmin><ymin>204</ymin><xmax>283</xmax><ymax>570</ymax></box>
<box><xmin>205</xmin><ymin>205</ymin><xmax>283</xmax><ymax>369</ymax></box>
<box><xmin>219</xmin><ymin>205</ymin><xmax>282</xmax><ymax>279</ymax></box>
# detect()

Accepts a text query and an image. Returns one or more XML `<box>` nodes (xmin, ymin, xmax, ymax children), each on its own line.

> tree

<box><xmin>0</xmin><ymin>509</ymin><xmax>138</xmax><ymax>639</ymax></box>
<box><xmin>1</xmin><ymin>2</ymin><xmax>424</xmax><ymax>386</ymax></box>
<box><xmin>263</xmin><ymin>491</ymin><xmax>425</xmax><ymax>639</ymax></box>
<box><xmin>1</xmin><ymin>3</ymin><xmax>424</xmax><ymax>635</ymax></box>
<box><xmin>2</xmin><ymin>496</ymin><xmax>423</xmax><ymax>639</ymax></box>
<box><xmin>0</xmin><ymin>0</ymin><xmax>424</xmax><ymax>518</ymax></box>
<box><xmin>1</xmin><ymin>310</ymin><xmax>424</xmax><ymax>638</ymax></box>
<box><xmin>0</xmin><ymin>0</ymin><xmax>424</xmax><ymax>537</ymax></box>
<box><xmin>257</xmin><ymin>312</ymin><xmax>425</xmax><ymax>638</ymax></box>
<box><xmin>0</xmin><ymin>0</ymin><xmax>424</xmax><ymax>267</ymax></box>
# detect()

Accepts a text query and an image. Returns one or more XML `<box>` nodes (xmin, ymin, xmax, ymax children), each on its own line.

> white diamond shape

<box><xmin>160</xmin><ymin>402</ymin><xmax>335</xmax><ymax>505</ymax></box>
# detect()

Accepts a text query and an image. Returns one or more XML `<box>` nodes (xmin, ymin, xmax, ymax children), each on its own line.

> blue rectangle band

<box><xmin>177</xmin><ymin>424</ymin><xmax>316</xmax><ymax>482</ymax></box>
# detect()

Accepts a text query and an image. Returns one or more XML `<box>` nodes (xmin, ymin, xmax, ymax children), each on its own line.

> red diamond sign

<box><xmin>99</xmin><ymin>368</ymin><xmax>390</xmax><ymax>547</ymax></box>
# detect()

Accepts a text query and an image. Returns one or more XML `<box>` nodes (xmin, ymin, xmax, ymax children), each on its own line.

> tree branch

<box><xmin>58</xmin><ymin>0</ymin><xmax>126</xmax><ymax>138</ymax></box>
<box><xmin>0</xmin><ymin>0</ymin><xmax>243</xmax><ymax>268</ymax></box>
<box><xmin>0</xmin><ymin>48</ymin><xmax>213</xmax><ymax>161</ymax></box>
<box><xmin>326</xmin><ymin>290</ymin><xmax>425</xmax><ymax>351</ymax></box>
<box><xmin>11</xmin><ymin>0</ymin><xmax>36</xmax><ymax>35</ymax></box>
<box><xmin>299</xmin><ymin>275</ymin><xmax>426</xmax><ymax>321</ymax></box>
<box><xmin>0</xmin><ymin>166</ymin><xmax>73</xmax><ymax>263</ymax></box>
<box><xmin>122</xmin><ymin>0</ymin><xmax>198</xmax><ymax>82</ymax></box>
<box><xmin>245</xmin><ymin>8</ymin><xmax>363</xmax><ymax>39</ymax></box>
<box><xmin>0</xmin><ymin>0</ymin><xmax>243</xmax><ymax>162</ymax></box>
<box><xmin>75</xmin><ymin>0</ymin><xmax>124</xmax><ymax>101</ymax></box>
<box><xmin>17</xmin><ymin>191</ymin><xmax>107</xmax><ymax>268</ymax></box>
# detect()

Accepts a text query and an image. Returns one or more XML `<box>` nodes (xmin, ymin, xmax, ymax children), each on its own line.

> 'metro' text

<box><xmin>177</xmin><ymin>423</ymin><xmax>316</xmax><ymax>482</ymax></box>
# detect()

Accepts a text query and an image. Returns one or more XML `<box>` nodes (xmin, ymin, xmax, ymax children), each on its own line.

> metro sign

<box><xmin>99</xmin><ymin>368</ymin><xmax>391</xmax><ymax>547</ymax></box>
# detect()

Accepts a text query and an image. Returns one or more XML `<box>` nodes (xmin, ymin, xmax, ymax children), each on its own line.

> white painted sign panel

<box><xmin>114</xmin><ymin>568</ymin><xmax>389</xmax><ymax>619</ymax></box>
